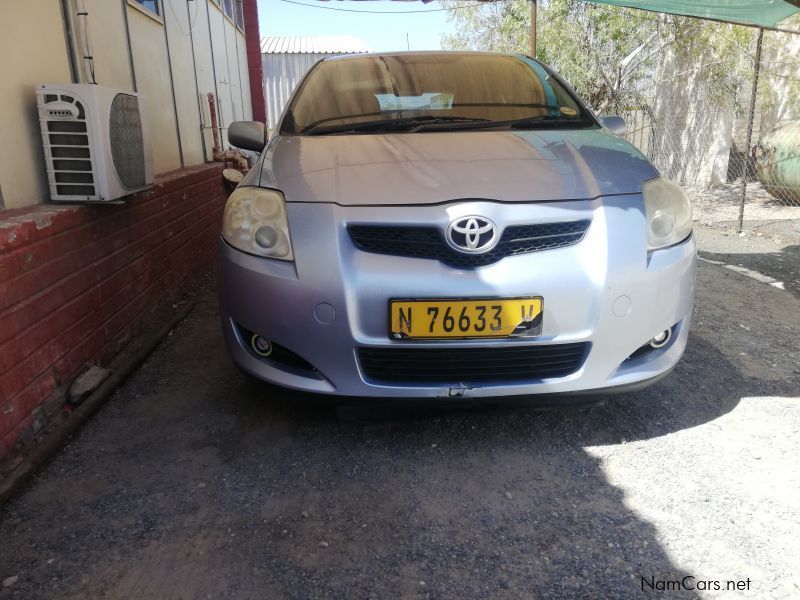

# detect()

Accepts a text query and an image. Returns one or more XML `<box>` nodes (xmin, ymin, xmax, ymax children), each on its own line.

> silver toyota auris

<box><xmin>218</xmin><ymin>52</ymin><xmax>696</xmax><ymax>399</ymax></box>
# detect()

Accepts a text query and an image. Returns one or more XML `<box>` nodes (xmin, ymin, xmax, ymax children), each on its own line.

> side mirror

<box><xmin>599</xmin><ymin>115</ymin><xmax>627</xmax><ymax>136</ymax></box>
<box><xmin>228</xmin><ymin>121</ymin><xmax>266</xmax><ymax>152</ymax></box>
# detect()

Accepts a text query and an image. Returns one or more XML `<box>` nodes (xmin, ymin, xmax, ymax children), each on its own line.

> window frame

<box><xmin>218</xmin><ymin>0</ymin><xmax>245</xmax><ymax>31</ymax></box>
<box><xmin>234</xmin><ymin>0</ymin><xmax>245</xmax><ymax>31</ymax></box>
<box><xmin>127</xmin><ymin>0</ymin><xmax>163</xmax><ymax>22</ymax></box>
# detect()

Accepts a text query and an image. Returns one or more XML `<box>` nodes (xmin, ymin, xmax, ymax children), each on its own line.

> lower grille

<box><xmin>348</xmin><ymin>220</ymin><xmax>591</xmax><ymax>268</ymax></box>
<box><xmin>358</xmin><ymin>343</ymin><xmax>589</xmax><ymax>384</ymax></box>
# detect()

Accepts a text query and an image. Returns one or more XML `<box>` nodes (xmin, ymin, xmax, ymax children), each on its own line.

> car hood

<box><xmin>257</xmin><ymin>129</ymin><xmax>658</xmax><ymax>205</ymax></box>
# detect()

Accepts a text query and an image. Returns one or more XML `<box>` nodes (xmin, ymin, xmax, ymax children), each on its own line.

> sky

<box><xmin>256</xmin><ymin>0</ymin><xmax>457</xmax><ymax>52</ymax></box>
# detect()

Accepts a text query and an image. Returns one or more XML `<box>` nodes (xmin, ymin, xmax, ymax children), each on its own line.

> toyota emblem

<box><xmin>446</xmin><ymin>216</ymin><xmax>499</xmax><ymax>254</ymax></box>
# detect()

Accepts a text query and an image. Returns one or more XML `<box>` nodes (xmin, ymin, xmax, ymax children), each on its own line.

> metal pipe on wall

<box><xmin>208</xmin><ymin>92</ymin><xmax>222</xmax><ymax>153</ymax></box>
<box><xmin>59</xmin><ymin>0</ymin><xmax>80</xmax><ymax>84</ymax></box>
<box><xmin>74</xmin><ymin>0</ymin><xmax>97</xmax><ymax>84</ymax></box>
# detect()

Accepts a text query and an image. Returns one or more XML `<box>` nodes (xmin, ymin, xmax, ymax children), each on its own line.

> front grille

<box><xmin>348</xmin><ymin>220</ymin><xmax>591</xmax><ymax>268</ymax></box>
<box><xmin>358</xmin><ymin>342</ymin><xmax>589</xmax><ymax>384</ymax></box>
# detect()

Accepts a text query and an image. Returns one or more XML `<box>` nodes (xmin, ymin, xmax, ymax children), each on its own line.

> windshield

<box><xmin>281</xmin><ymin>53</ymin><xmax>594</xmax><ymax>135</ymax></box>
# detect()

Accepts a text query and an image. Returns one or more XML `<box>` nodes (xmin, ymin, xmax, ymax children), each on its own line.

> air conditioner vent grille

<box><xmin>47</xmin><ymin>121</ymin><xmax>86</xmax><ymax>133</ymax></box>
<box><xmin>49</xmin><ymin>133</ymin><xmax>90</xmax><ymax>146</ymax></box>
<box><xmin>109</xmin><ymin>93</ymin><xmax>145</xmax><ymax>189</ymax></box>
<box><xmin>39</xmin><ymin>92</ymin><xmax>96</xmax><ymax>199</ymax></box>
<box><xmin>51</xmin><ymin>147</ymin><xmax>90</xmax><ymax>159</ymax></box>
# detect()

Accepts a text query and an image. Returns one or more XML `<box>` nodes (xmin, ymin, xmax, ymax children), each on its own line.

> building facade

<box><xmin>0</xmin><ymin>0</ymin><xmax>256</xmax><ymax>211</ymax></box>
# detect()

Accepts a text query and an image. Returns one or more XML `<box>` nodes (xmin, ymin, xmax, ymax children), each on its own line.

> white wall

<box><xmin>643</xmin><ymin>30</ymin><xmax>800</xmax><ymax>190</ymax></box>
<box><xmin>163</xmin><ymin>0</ymin><xmax>206</xmax><ymax>165</ymax></box>
<box><xmin>127</xmin><ymin>4</ymin><xmax>183</xmax><ymax>173</ymax></box>
<box><xmin>648</xmin><ymin>43</ymin><xmax>736</xmax><ymax>188</ymax></box>
<box><xmin>205</xmin><ymin>3</ymin><xmax>250</xmax><ymax>148</ymax></box>
<box><xmin>758</xmin><ymin>30</ymin><xmax>800</xmax><ymax>136</ymax></box>
<box><xmin>262</xmin><ymin>53</ymin><xmax>330</xmax><ymax>130</ymax></box>
<box><xmin>0</xmin><ymin>1</ymin><xmax>73</xmax><ymax>210</ymax></box>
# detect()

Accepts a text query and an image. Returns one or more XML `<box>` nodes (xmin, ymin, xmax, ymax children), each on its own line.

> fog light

<box><xmin>250</xmin><ymin>334</ymin><xmax>273</xmax><ymax>357</ymax></box>
<box><xmin>649</xmin><ymin>328</ymin><xmax>672</xmax><ymax>349</ymax></box>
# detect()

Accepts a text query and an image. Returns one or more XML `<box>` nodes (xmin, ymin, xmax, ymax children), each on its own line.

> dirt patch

<box><xmin>690</xmin><ymin>182</ymin><xmax>800</xmax><ymax>226</ymax></box>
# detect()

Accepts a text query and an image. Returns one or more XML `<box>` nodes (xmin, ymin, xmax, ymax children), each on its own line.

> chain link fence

<box><xmin>609</xmin><ymin>20</ymin><xmax>800</xmax><ymax>229</ymax></box>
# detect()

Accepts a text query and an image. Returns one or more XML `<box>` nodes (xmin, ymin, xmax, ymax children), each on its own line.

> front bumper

<box><xmin>217</xmin><ymin>195</ymin><xmax>696</xmax><ymax>398</ymax></box>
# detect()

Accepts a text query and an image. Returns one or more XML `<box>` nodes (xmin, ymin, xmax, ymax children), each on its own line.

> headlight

<box><xmin>222</xmin><ymin>187</ymin><xmax>293</xmax><ymax>260</ymax></box>
<box><xmin>643</xmin><ymin>177</ymin><xmax>692</xmax><ymax>250</ymax></box>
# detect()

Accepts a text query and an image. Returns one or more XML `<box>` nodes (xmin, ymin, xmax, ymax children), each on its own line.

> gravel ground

<box><xmin>1</xmin><ymin>224</ymin><xmax>798</xmax><ymax>600</ymax></box>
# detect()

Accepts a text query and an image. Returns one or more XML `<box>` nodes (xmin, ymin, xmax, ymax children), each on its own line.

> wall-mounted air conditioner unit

<box><xmin>37</xmin><ymin>84</ymin><xmax>153</xmax><ymax>202</ymax></box>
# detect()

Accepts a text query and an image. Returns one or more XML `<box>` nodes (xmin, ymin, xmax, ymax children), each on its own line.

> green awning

<box><xmin>577</xmin><ymin>0</ymin><xmax>800</xmax><ymax>28</ymax></box>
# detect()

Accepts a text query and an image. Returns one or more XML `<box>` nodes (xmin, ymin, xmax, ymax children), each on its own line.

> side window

<box><xmin>223</xmin><ymin>0</ymin><xmax>234</xmax><ymax>19</ymax></box>
<box><xmin>234</xmin><ymin>0</ymin><xmax>245</xmax><ymax>30</ymax></box>
<box><xmin>130</xmin><ymin>0</ymin><xmax>160</xmax><ymax>15</ymax></box>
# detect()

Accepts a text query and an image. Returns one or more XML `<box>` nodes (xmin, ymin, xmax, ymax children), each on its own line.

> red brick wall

<box><xmin>0</xmin><ymin>163</ymin><xmax>227</xmax><ymax>458</ymax></box>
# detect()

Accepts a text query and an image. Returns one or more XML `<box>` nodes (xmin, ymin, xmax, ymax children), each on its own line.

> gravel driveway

<box><xmin>1</xmin><ymin>224</ymin><xmax>798</xmax><ymax>600</ymax></box>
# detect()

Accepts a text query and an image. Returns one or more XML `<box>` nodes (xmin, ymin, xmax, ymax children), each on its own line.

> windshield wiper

<box><xmin>406</xmin><ymin>114</ymin><xmax>594</xmax><ymax>133</ymax></box>
<box><xmin>507</xmin><ymin>115</ymin><xmax>591</xmax><ymax>129</ymax></box>
<box><xmin>304</xmin><ymin>114</ymin><xmax>592</xmax><ymax>135</ymax></box>
<box><xmin>304</xmin><ymin>116</ymin><xmax>490</xmax><ymax>136</ymax></box>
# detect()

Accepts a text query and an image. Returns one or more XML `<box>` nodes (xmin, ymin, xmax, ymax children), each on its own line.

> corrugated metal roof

<box><xmin>260</xmin><ymin>35</ymin><xmax>371</xmax><ymax>54</ymax></box>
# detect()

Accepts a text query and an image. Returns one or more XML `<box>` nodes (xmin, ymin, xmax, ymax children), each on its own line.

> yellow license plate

<box><xmin>390</xmin><ymin>298</ymin><xmax>543</xmax><ymax>340</ymax></box>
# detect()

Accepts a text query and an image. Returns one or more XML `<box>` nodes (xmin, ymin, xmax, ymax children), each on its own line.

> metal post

<box><xmin>530</xmin><ymin>0</ymin><xmax>537</xmax><ymax>57</ymax></box>
<box><xmin>738</xmin><ymin>27</ymin><xmax>763</xmax><ymax>232</ymax></box>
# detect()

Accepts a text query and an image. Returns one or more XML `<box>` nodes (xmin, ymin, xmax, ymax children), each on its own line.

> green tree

<box><xmin>441</xmin><ymin>0</ymin><xmax>660</xmax><ymax>109</ymax></box>
<box><xmin>441</xmin><ymin>0</ymin><xmax>798</xmax><ymax>116</ymax></box>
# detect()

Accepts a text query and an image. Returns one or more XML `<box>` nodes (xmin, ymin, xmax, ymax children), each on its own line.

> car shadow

<box><xmin>182</xmin><ymin>331</ymin><xmax>767</xmax><ymax>597</ymax></box>
<box><xmin>228</xmin><ymin>333</ymin><xmax>748</xmax><ymax>447</ymax></box>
